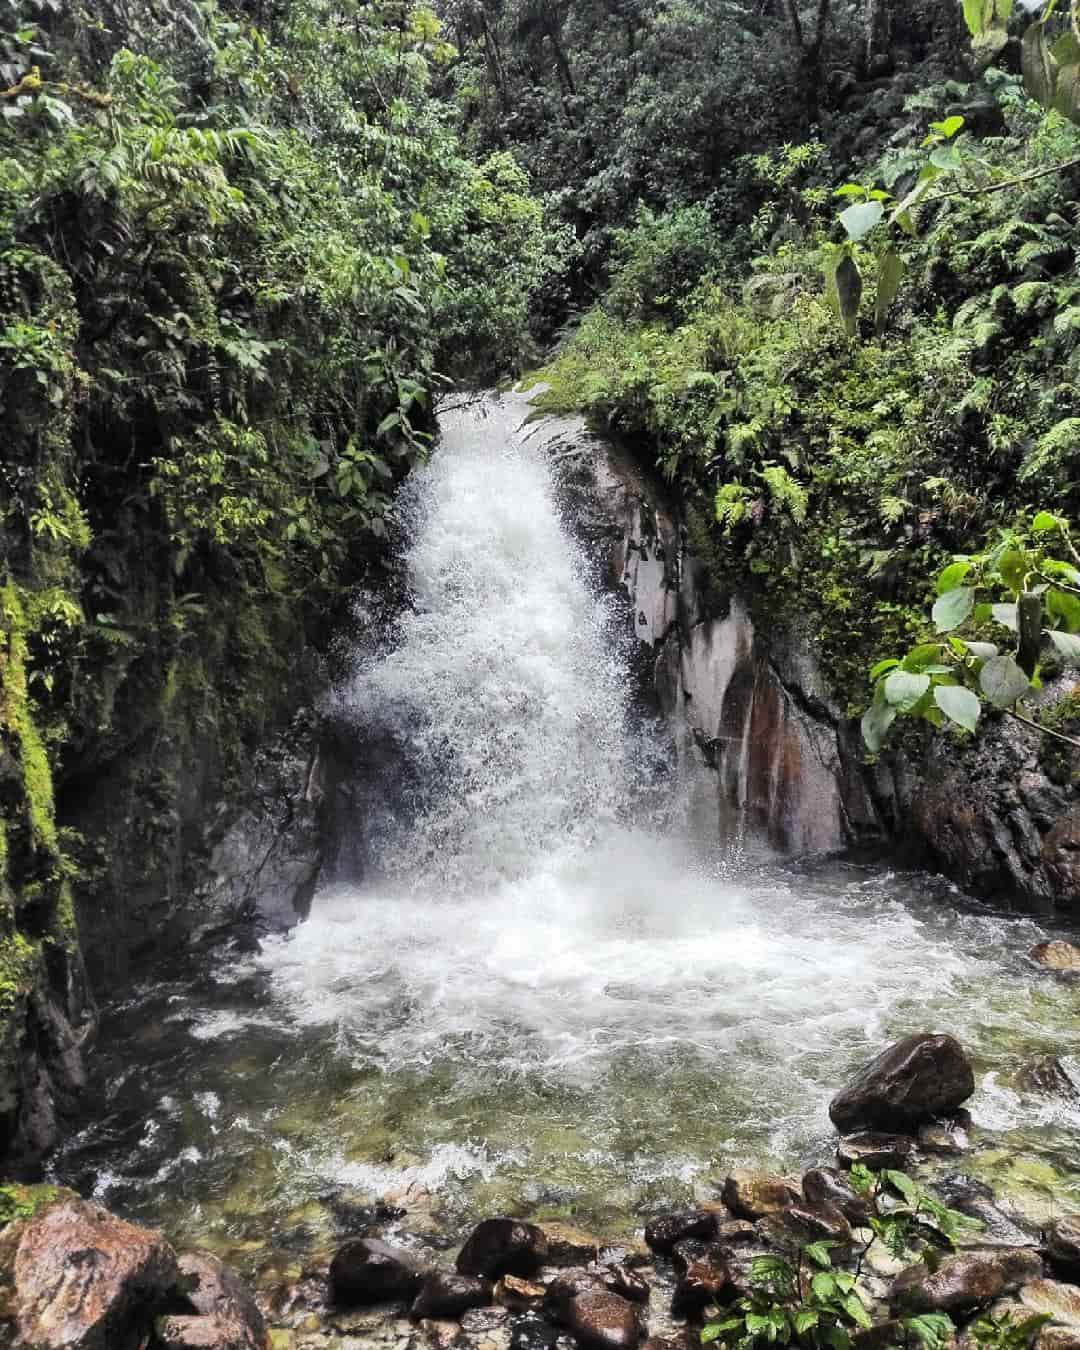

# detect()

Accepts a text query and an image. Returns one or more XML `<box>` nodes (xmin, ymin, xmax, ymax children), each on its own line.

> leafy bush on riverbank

<box><xmin>533</xmin><ymin>70</ymin><xmax>1080</xmax><ymax>706</ymax></box>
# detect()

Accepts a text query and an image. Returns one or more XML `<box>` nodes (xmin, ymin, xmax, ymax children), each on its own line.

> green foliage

<box><xmin>970</xmin><ymin>1312</ymin><xmax>1053</xmax><ymax>1350</ymax></box>
<box><xmin>863</xmin><ymin>514</ymin><xmax>1080</xmax><ymax>751</ymax></box>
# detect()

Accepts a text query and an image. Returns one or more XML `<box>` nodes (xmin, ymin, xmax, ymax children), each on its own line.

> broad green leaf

<box><xmin>882</xmin><ymin>1168</ymin><xmax>918</xmax><ymax>1203</ymax></box>
<box><xmin>1042</xmin><ymin>558</ymin><xmax>1080</xmax><ymax>586</ymax></box>
<box><xmin>1032</xmin><ymin>510</ymin><xmax>1067</xmax><ymax>533</ymax></box>
<box><xmin>885</xmin><ymin>669</ymin><xmax>931</xmax><ymax>711</ymax></box>
<box><xmin>980</xmin><ymin>654</ymin><xmax>1032</xmax><ymax>708</ymax></box>
<box><xmin>930</xmin><ymin>115</ymin><xmax>966</xmax><ymax>139</ymax></box>
<box><xmin>936</xmin><ymin>560</ymin><xmax>971</xmax><ymax>594</ymax></box>
<box><xmin>998</xmin><ymin>548</ymin><xmax>1030</xmax><ymax>594</ymax></box>
<box><xmin>862</xmin><ymin>679</ymin><xmax>897</xmax><ymax>753</ymax></box>
<box><xmin>793</xmin><ymin>1310</ymin><xmax>819</xmax><ymax>1335</ymax></box>
<box><xmin>869</xmin><ymin>658</ymin><xmax>900</xmax><ymax>680</ymax></box>
<box><xmin>930</xmin><ymin>144</ymin><xmax>963</xmax><ymax>172</ymax></box>
<box><xmin>804</xmin><ymin>1241</ymin><xmax>836</xmax><ymax>1268</ymax></box>
<box><xmin>902</xmin><ymin>643</ymin><xmax>946</xmax><ymax>673</ymax></box>
<box><xmin>811</xmin><ymin>1271</ymin><xmax>837</xmax><ymax>1300</ymax></box>
<box><xmin>1047</xmin><ymin>588</ymin><xmax>1080</xmax><ymax>633</ymax></box>
<box><xmin>843</xmin><ymin>1295</ymin><xmax>872</xmax><ymax>1330</ymax></box>
<box><xmin>834</xmin><ymin>183</ymin><xmax>867</xmax><ymax>198</ymax></box>
<box><xmin>934</xmin><ymin>684</ymin><xmax>981</xmax><ymax>733</ymax></box>
<box><xmin>839</xmin><ymin>201</ymin><xmax>884</xmax><ymax>242</ymax></box>
<box><xmin>962</xmin><ymin>0</ymin><xmax>991</xmax><ymax>36</ymax></box>
<box><xmin>961</xmin><ymin>640</ymin><xmax>999</xmax><ymax>660</ymax></box>
<box><xmin>991</xmin><ymin>602</ymin><xmax>1018</xmax><ymax>631</ymax></box>
<box><xmin>1048</xmin><ymin>629</ymin><xmax>1080</xmax><ymax>665</ymax></box>
<box><xmin>700</xmin><ymin>1325</ymin><xmax>724</xmax><ymax>1344</ymax></box>
<box><xmin>905</xmin><ymin>1314</ymin><xmax>957</xmax><ymax>1350</ymax></box>
<box><xmin>932</xmin><ymin>585</ymin><xmax>975</xmax><ymax>633</ymax></box>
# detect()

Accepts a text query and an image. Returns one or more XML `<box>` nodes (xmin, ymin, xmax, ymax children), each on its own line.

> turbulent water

<box><xmin>52</xmin><ymin>394</ymin><xmax>1080</xmax><ymax>1274</ymax></box>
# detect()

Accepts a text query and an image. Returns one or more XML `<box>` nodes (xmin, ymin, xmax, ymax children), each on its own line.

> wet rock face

<box><xmin>329</xmin><ymin>1237</ymin><xmax>425</xmax><ymax>1306</ymax></box>
<box><xmin>644</xmin><ymin>1210</ymin><xmax>718</xmax><ymax>1255</ymax></box>
<box><xmin>456</xmin><ymin>1220</ymin><xmax>549</xmax><ymax>1281</ymax></box>
<box><xmin>829</xmin><ymin>1033</ymin><xmax>975</xmax><ymax>1133</ymax></box>
<box><xmin>1029</xmin><ymin>940</ymin><xmax>1080</xmax><ymax>972</ymax></box>
<box><xmin>836</xmin><ymin>1131</ymin><xmax>914</xmax><ymax>1171</ymax></box>
<box><xmin>671</xmin><ymin>1248</ymin><xmax>730</xmax><ymax>1317</ymax></box>
<box><xmin>720</xmin><ymin>1170</ymin><xmax>799</xmax><ymax>1220</ymax></box>
<box><xmin>1046</xmin><ymin>1216</ymin><xmax>1080</xmax><ymax>1281</ymax></box>
<box><xmin>1012</xmin><ymin>1055</ymin><xmax>1080</xmax><ymax>1101</ymax></box>
<box><xmin>410</xmin><ymin>1271</ymin><xmax>492</xmax><ymax>1321</ymax></box>
<box><xmin>167</xmin><ymin>1250</ymin><xmax>268</xmax><ymax>1350</ymax></box>
<box><xmin>802</xmin><ymin>1168</ymin><xmax>872</xmax><ymax>1225</ymax></box>
<box><xmin>563</xmin><ymin>1290</ymin><xmax>644</xmax><ymax>1350</ymax></box>
<box><xmin>757</xmin><ymin>1203</ymin><xmax>852</xmax><ymax>1251</ymax></box>
<box><xmin>543</xmin><ymin>1268</ymin><xmax>610</xmax><ymax>1325</ymax></box>
<box><xmin>891</xmin><ymin>1248</ymin><xmax>1044</xmax><ymax>1313</ymax></box>
<box><xmin>0</xmin><ymin>1195</ymin><xmax>179</xmax><ymax>1350</ymax></box>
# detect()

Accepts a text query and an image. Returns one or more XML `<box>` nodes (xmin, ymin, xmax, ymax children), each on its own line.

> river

<box><xmin>49</xmin><ymin>394</ymin><xmax>1080</xmax><ymax>1281</ymax></box>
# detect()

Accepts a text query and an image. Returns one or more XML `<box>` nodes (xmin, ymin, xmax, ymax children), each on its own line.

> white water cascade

<box><xmin>52</xmin><ymin>394</ymin><xmax>1080</xmax><ymax>1261</ymax></box>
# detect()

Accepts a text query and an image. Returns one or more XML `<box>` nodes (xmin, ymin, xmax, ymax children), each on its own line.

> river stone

<box><xmin>543</xmin><ymin>1223</ymin><xmax>603</xmax><ymax>1267</ymax></box>
<box><xmin>644</xmin><ymin>1210</ymin><xmax>718</xmax><ymax>1255</ymax></box>
<box><xmin>510</xmin><ymin>1313</ymin><xmax>561</xmax><ymax>1350</ymax></box>
<box><xmin>757</xmin><ymin>1203</ymin><xmax>852</xmax><ymax>1250</ymax></box>
<box><xmin>1038</xmin><ymin>1330</ymin><xmax>1080</xmax><ymax>1350</ymax></box>
<box><xmin>1046</xmin><ymin>1216</ymin><xmax>1080</xmax><ymax>1279</ymax></box>
<box><xmin>0</xmin><ymin>1194</ymin><xmax>179</xmax><ymax>1350</ymax></box>
<box><xmin>410</xmin><ymin>1271</ymin><xmax>491</xmax><ymax>1320</ymax></box>
<box><xmin>931</xmin><ymin>1177</ymin><xmax>1036</xmax><ymax>1249</ymax></box>
<box><xmin>495</xmin><ymin>1275</ymin><xmax>546</xmax><ymax>1310</ymax></box>
<box><xmin>1019</xmin><ymin>1278</ymin><xmax>1080</xmax><ymax>1327</ymax></box>
<box><xmin>837</xmin><ymin>1132</ymin><xmax>914</xmax><ymax>1171</ymax></box>
<box><xmin>457</xmin><ymin>1220</ymin><xmax>549</xmax><ymax>1280</ymax></box>
<box><xmin>564</xmin><ymin>1290</ymin><xmax>643</xmax><ymax>1350</ymax></box>
<box><xmin>544</xmin><ymin>1269</ymin><xmax>611</xmax><ymax>1324</ymax></box>
<box><xmin>890</xmin><ymin>1248</ymin><xmax>1044</xmax><ymax>1313</ymax></box>
<box><xmin>802</xmin><ymin>1169</ymin><xmax>872</xmax><ymax>1225</ymax></box>
<box><xmin>720</xmin><ymin>1170</ymin><xmax>799</xmax><ymax>1220</ymax></box>
<box><xmin>830</xmin><ymin>1033</ymin><xmax>975</xmax><ymax>1133</ymax></box>
<box><xmin>1029</xmin><ymin>941</ymin><xmax>1080</xmax><ymax>972</ymax></box>
<box><xmin>918</xmin><ymin>1115</ymin><xmax>971</xmax><ymax>1156</ymax></box>
<box><xmin>594</xmin><ymin>1264</ymin><xmax>650</xmax><ymax>1305</ymax></box>
<box><xmin>671</xmin><ymin>1249</ymin><xmax>730</xmax><ymax>1317</ymax></box>
<box><xmin>1012</xmin><ymin>1056</ymin><xmax>1080</xmax><ymax>1102</ymax></box>
<box><xmin>329</xmin><ymin>1237</ymin><xmax>425</xmax><ymax>1305</ymax></box>
<box><xmin>155</xmin><ymin>1312</ymin><xmax>267</xmax><ymax>1349</ymax></box>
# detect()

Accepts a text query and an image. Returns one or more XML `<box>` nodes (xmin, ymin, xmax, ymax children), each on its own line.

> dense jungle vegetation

<box><xmin>5</xmin><ymin>0</ymin><xmax>1080</xmax><ymax>1150</ymax></box>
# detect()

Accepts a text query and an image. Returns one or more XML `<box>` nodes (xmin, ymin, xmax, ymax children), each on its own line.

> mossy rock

<box><xmin>0</xmin><ymin>1182</ymin><xmax>75</xmax><ymax>1227</ymax></box>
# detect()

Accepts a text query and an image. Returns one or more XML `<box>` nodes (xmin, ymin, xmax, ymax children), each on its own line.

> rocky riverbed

<box><xmin>6</xmin><ymin>1023</ymin><xmax>1080</xmax><ymax>1350</ymax></box>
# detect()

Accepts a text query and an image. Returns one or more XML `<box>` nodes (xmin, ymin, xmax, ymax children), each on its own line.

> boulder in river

<box><xmin>599</xmin><ymin>1264</ymin><xmax>650</xmax><ymax>1305</ymax></box>
<box><xmin>890</xmin><ymin>1247</ymin><xmax>1043</xmax><ymax>1313</ymax></box>
<box><xmin>829</xmin><ymin>1033</ymin><xmax>975</xmax><ymax>1133</ymax></box>
<box><xmin>720</xmin><ymin>1170</ymin><xmax>799</xmax><ymax>1220</ymax></box>
<box><xmin>329</xmin><ymin>1236</ymin><xmax>425</xmax><ymax>1305</ymax></box>
<box><xmin>1046</xmin><ymin>1216</ymin><xmax>1080</xmax><ymax>1280</ymax></box>
<box><xmin>457</xmin><ymin>1219</ymin><xmax>549</xmax><ymax>1280</ymax></box>
<box><xmin>836</xmin><ymin>1131</ymin><xmax>914</xmax><ymax>1171</ymax></box>
<box><xmin>0</xmin><ymin>1194</ymin><xmax>178</xmax><ymax>1350</ymax></box>
<box><xmin>564</xmin><ymin>1290</ymin><xmax>644</xmax><ymax>1350</ymax></box>
<box><xmin>757</xmin><ymin>1203</ymin><xmax>852</xmax><ymax>1250</ymax></box>
<box><xmin>410</xmin><ymin>1270</ymin><xmax>492</xmax><ymax>1320</ymax></box>
<box><xmin>1029</xmin><ymin>941</ymin><xmax>1080</xmax><ymax>972</ymax></box>
<box><xmin>644</xmin><ymin>1209</ymin><xmax>718</xmax><ymax>1254</ymax></box>
<box><xmin>543</xmin><ymin>1221</ymin><xmax>603</xmax><ymax>1267</ymax></box>
<box><xmin>495</xmin><ymin>1274</ymin><xmax>546</xmax><ymax>1310</ymax></box>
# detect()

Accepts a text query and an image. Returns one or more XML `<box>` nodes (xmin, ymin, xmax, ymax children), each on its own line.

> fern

<box><xmin>760</xmin><ymin>463</ymin><xmax>808</xmax><ymax>524</ymax></box>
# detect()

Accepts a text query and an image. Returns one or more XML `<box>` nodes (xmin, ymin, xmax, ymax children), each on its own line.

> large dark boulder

<box><xmin>543</xmin><ymin>1268</ymin><xmax>610</xmax><ymax>1325</ymax></box>
<box><xmin>456</xmin><ymin>1219</ymin><xmax>548</xmax><ymax>1280</ymax></box>
<box><xmin>0</xmin><ymin>1195</ymin><xmax>178</xmax><ymax>1350</ymax></box>
<box><xmin>830</xmin><ymin>1033</ymin><xmax>974</xmax><ymax>1132</ymax></box>
<box><xmin>329</xmin><ymin>1237</ymin><xmax>425</xmax><ymax>1305</ymax></box>
<box><xmin>891</xmin><ymin>1248</ymin><xmax>1043</xmax><ymax>1313</ymax></box>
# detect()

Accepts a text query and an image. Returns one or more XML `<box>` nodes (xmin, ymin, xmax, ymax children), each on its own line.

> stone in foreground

<box><xmin>890</xmin><ymin>1247</ymin><xmax>1043</xmax><ymax>1313</ymax></box>
<box><xmin>0</xmin><ymin>1194</ymin><xmax>178</xmax><ymax>1350</ymax></box>
<box><xmin>836</xmin><ymin>1131</ymin><xmax>914</xmax><ymax>1171</ymax></box>
<box><xmin>720</xmin><ymin>1170</ymin><xmax>799</xmax><ymax>1220</ymax></box>
<box><xmin>829</xmin><ymin>1033</ymin><xmax>975</xmax><ymax>1133</ymax></box>
<box><xmin>156</xmin><ymin>1312</ymin><xmax>267</xmax><ymax>1349</ymax></box>
<box><xmin>1029</xmin><ymin>941</ymin><xmax>1080</xmax><ymax>972</ymax></box>
<box><xmin>329</xmin><ymin>1237</ymin><xmax>425</xmax><ymax>1305</ymax></box>
<box><xmin>564</xmin><ymin>1289</ymin><xmax>644</xmax><ymax>1350</ymax></box>
<box><xmin>643</xmin><ymin>1209</ymin><xmax>718</xmax><ymax>1254</ymax></box>
<box><xmin>410</xmin><ymin>1270</ymin><xmax>491</xmax><ymax>1320</ymax></box>
<box><xmin>1046</xmin><ymin>1216</ymin><xmax>1080</xmax><ymax>1281</ymax></box>
<box><xmin>802</xmin><ymin>1168</ymin><xmax>872</xmax><ymax>1224</ymax></box>
<box><xmin>456</xmin><ymin>1219</ymin><xmax>549</xmax><ymax>1280</ymax></box>
<box><xmin>543</xmin><ymin>1221</ymin><xmax>604</xmax><ymax>1267</ymax></box>
<box><xmin>174</xmin><ymin>1250</ymin><xmax>268</xmax><ymax>1350</ymax></box>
